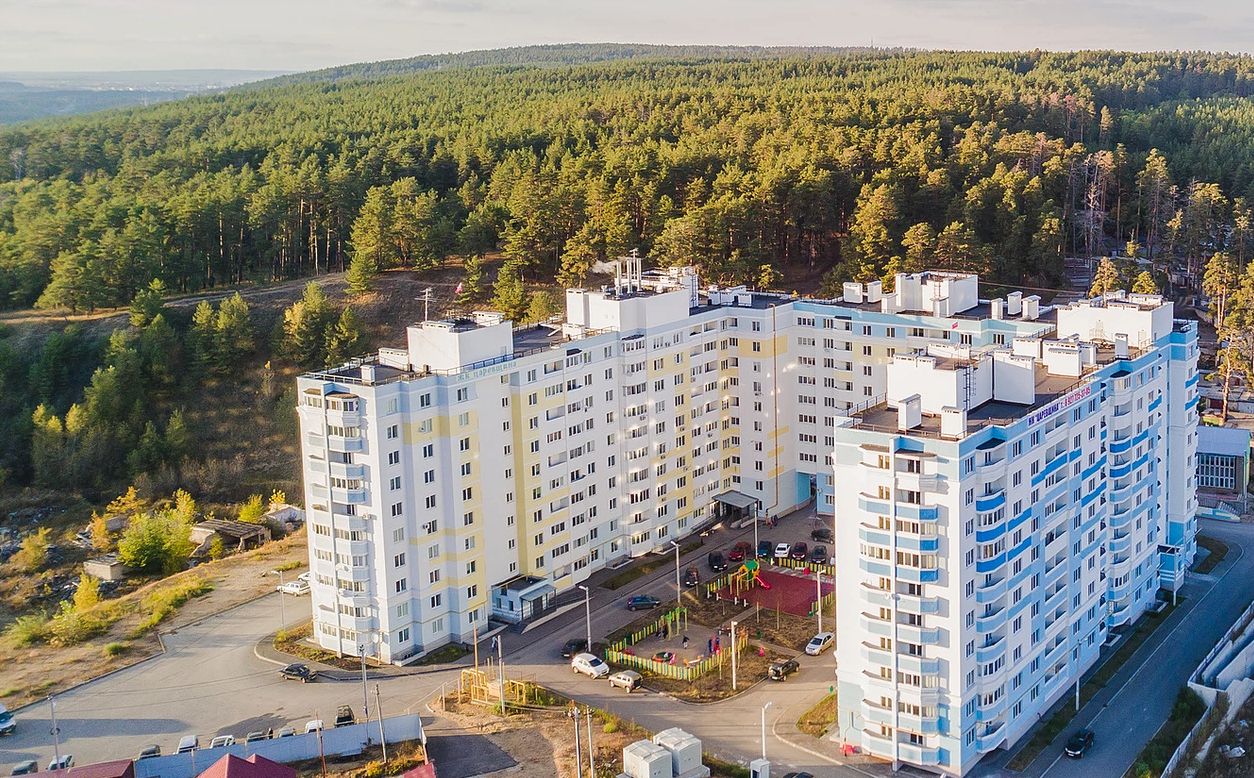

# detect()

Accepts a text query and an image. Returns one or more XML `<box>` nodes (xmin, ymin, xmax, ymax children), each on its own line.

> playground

<box><xmin>711</xmin><ymin>559</ymin><xmax>835</xmax><ymax>617</ymax></box>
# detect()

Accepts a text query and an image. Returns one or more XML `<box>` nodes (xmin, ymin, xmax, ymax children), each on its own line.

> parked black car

<box><xmin>810</xmin><ymin>526</ymin><xmax>834</xmax><ymax>543</ymax></box>
<box><xmin>684</xmin><ymin>567</ymin><xmax>700</xmax><ymax>587</ymax></box>
<box><xmin>626</xmin><ymin>595</ymin><xmax>661</xmax><ymax>611</ymax></box>
<box><xmin>810</xmin><ymin>545</ymin><xmax>828</xmax><ymax>564</ymax></box>
<box><xmin>708</xmin><ymin>551</ymin><xmax>727</xmax><ymax>572</ymax></box>
<box><xmin>789</xmin><ymin>542</ymin><xmax>809</xmax><ymax>561</ymax></box>
<box><xmin>279</xmin><ymin>663</ymin><xmax>318</xmax><ymax>682</ymax></box>
<box><xmin>756</xmin><ymin>540</ymin><xmax>773</xmax><ymax>559</ymax></box>
<box><xmin>561</xmin><ymin>638</ymin><xmax>588</xmax><ymax>658</ymax></box>
<box><xmin>1064</xmin><ymin>728</ymin><xmax>1094</xmax><ymax>758</ymax></box>
<box><xmin>768</xmin><ymin>658</ymin><xmax>800</xmax><ymax>681</ymax></box>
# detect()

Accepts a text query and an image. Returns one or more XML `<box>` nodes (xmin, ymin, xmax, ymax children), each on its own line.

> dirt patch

<box><xmin>636</xmin><ymin>643</ymin><xmax>781</xmax><ymax>702</ymax></box>
<box><xmin>0</xmin><ymin>531</ymin><xmax>307</xmax><ymax>708</ymax></box>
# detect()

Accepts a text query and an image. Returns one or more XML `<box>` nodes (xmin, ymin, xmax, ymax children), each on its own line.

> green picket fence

<box><xmin>605</xmin><ymin>629</ymin><xmax>748</xmax><ymax>682</ymax></box>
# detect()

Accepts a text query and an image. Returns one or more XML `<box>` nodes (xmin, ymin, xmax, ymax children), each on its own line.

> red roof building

<box><xmin>197</xmin><ymin>754</ymin><xmax>297</xmax><ymax>778</ymax></box>
<box><xmin>48</xmin><ymin>760</ymin><xmax>135</xmax><ymax>778</ymax></box>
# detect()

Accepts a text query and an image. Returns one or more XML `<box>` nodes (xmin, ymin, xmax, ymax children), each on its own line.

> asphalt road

<box><xmin>0</xmin><ymin>510</ymin><xmax>852</xmax><ymax>776</ymax></box>
<box><xmin>1030</xmin><ymin>519</ymin><xmax>1254</xmax><ymax>778</ymax></box>
<box><xmin>5</xmin><ymin>512</ymin><xmax>1248</xmax><ymax>778</ymax></box>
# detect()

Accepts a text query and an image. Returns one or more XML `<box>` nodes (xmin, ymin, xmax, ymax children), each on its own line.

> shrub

<box><xmin>47</xmin><ymin>602</ymin><xmax>106</xmax><ymax>646</ymax></box>
<box><xmin>602</xmin><ymin>719</ymin><xmax>620</xmax><ymax>734</ymax></box>
<box><xmin>103</xmin><ymin>641</ymin><xmax>129</xmax><ymax>657</ymax></box>
<box><xmin>6</xmin><ymin>612</ymin><xmax>50</xmax><ymax>646</ymax></box>
<box><xmin>12</xmin><ymin>528</ymin><xmax>51</xmax><ymax>573</ymax></box>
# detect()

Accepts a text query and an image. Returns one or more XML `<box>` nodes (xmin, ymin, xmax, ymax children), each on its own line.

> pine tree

<box><xmin>128</xmin><ymin>278</ymin><xmax>167</xmax><ymax>328</ymax></box>
<box><xmin>457</xmin><ymin>255</ymin><xmax>484</xmax><ymax>305</ymax></box>
<box><xmin>164</xmin><ymin>409</ymin><xmax>191</xmax><ymax>464</ymax></box>
<box><xmin>1090</xmin><ymin>257</ymin><xmax>1121</xmax><ymax>296</ymax></box>
<box><xmin>345</xmin><ymin>251</ymin><xmax>378</xmax><ymax>297</ymax></box>
<box><xmin>492</xmin><ymin>260</ymin><xmax>530</xmax><ymax>321</ymax></box>
<box><xmin>1131</xmin><ymin>271</ymin><xmax>1158</xmax><ymax>294</ymax></box>
<box><xmin>187</xmin><ymin>300</ymin><xmax>217</xmax><ymax>373</ymax></box>
<box><xmin>215</xmin><ymin>293</ymin><xmax>254</xmax><ymax>367</ymax></box>
<box><xmin>282</xmin><ymin>282</ymin><xmax>334</xmax><ymax>368</ymax></box>
<box><xmin>325</xmin><ymin>306</ymin><xmax>366</xmax><ymax>366</ymax></box>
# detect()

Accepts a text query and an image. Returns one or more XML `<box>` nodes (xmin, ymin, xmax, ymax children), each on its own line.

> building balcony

<box><xmin>896</xmin><ymin>623</ymin><xmax>941</xmax><ymax>645</ymax></box>
<box><xmin>975</xmin><ymin>635</ymin><xmax>1007</xmax><ymax>664</ymax></box>
<box><xmin>976</xmin><ymin>605</ymin><xmax>1006</xmax><ymax>634</ymax></box>
<box><xmin>897</xmin><ymin>742</ymin><xmax>941</xmax><ymax>766</ymax></box>
<box><xmin>897</xmin><ymin>566</ymin><xmax>940</xmax><ymax>585</ymax></box>
<box><xmin>896</xmin><ymin>592</ymin><xmax>942</xmax><ymax>616</ymax></box>
<box><xmin>975</xmin><ymin>576</ymin><xmax>1006</xmax><ymax>605</ymax></box>
<box><xmin>1110</xmin><ymin>532</ymin><xmax>1132</xmax><ymax>555</ymax></box>
<box><xmin>976</xmin><ymin>490</ymin><xmax>1006</xmax><ymax>512</ymax></box>
<box><xmin>859</xmin><ymin>584</ymin><xmax>892</xmax><ymax>610</ymax></box>
<box><xmin>896</xmin><ymin>534</ymin><xmax>940</xmax><ymax>554</ymax></box>
<box><xmin>977</xmin><ymin>722</ymin><xmax>1008</xmax><ymax>752</ymax></box>
<box><xmin>975</xmin><ymin>694</ymin><xmax>1007</xmax><ymax>721</ymax></box>
<box><xmin>860</xmin><ymin>728</ymin><xmax>893</xmax><ymax>759</ymax></box>
<box><xmin>859</xmin><ymin>527</ymin><xmax>891</xmax><ymax>546</ymax></box>
<box><xmin>329</xmin><ymin>461</ymin><xmax>367</xmax><ymax>479</ymax></box>
<box><xmin>897</xmin><ymin>712</ymin><xmax>940</xmax><ymax>737</ymax></box>
<box><xmin>860</xmin><ymin>642</ymin><xmax>893</xmax><ymax>666</ymax></box>
<box><xmin>859</xmin><ymin>613</ymin><xmax>893</xmax><ymax>638</ymax></box>
<box><xmin>325</xmin><ymin>408</ymin><xmax>363</xmax><ymax>427</ymax></box>
<box><xmin>894</xmin><ymin>472</ymin><xmax>940</xmax><ymax>492</ymax></box>
<box><xmin>897</xmin><ymin>653</ymin><xmax>941</xmax><ymax>676</ymax></box>
<box><xmin>858</xmin><ymin>558</ymin><xmax>892</xmax><ymax>578</ymax></box>
<box><xmin>326</xmin><ymin>435</ymin><xmax>365</xmax><ymax>453</ymax></box>
<box><xmin>860</xmin><ymin>699</ymin><xmax>893</xmax><ymax>728</ymax></box>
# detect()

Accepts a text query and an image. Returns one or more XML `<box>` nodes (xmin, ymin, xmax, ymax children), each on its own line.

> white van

<box><xmin>176</xmin><ymin>735</ymin><xmax>198</xmax><ymax>754</ymax></box>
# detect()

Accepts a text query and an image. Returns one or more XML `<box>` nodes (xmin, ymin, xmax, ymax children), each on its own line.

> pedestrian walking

<box><xmin>708</xmin><ymin>637</ymin><xmax>714</xmax><ymax>654</ymax></box>
<box><xmin>682</xmin><ymin>635</ymin><xmax>690</xmax><ymax>649</ymax></box>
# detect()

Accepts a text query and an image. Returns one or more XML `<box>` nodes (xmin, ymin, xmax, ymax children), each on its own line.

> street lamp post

<box><xmin>669</xmin><ymin>540</ymin><xmax>681</xmax><ymax>610</ymax></box>
<box><xmin>761</xmin><ymin>701</ymin><xmax>773</xmax><ymax>761</ymax></box>
<box><xmin>578</xmin><ymin>585</ymin><xmax>592</xmax><ymax>651</ymax></box>
<box><xmin>815</xmin><ymin>569</ymin><xmax>823</xmax><ymax>634</ymax></box>
<box><xmin>271</xmin><ymin>569</ymin><xmax>286</xmax><ymax>627</ymax></box>
<box><xmin>753</xmin><ymin>504</ymin><xmax>759</xmax><ymax>555</ymax></box>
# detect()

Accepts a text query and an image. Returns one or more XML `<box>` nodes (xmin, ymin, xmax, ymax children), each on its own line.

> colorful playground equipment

<box><xmin>729</xmin><ymin>559</ymin><xmax>771</xmax><ymax>592</ymax></box>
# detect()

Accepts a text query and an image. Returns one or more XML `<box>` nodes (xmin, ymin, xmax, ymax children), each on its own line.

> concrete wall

<box><xmin>406</xmin><ymin>321</ymin><xmax>513</xmax><ymax>372</ymax></box>
<box><xmin>133</xmin><ymin>714</ymin><xmax>424</xmax><ymax>778</ymax></box>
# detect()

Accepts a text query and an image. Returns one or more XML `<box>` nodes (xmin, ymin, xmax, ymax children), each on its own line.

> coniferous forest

<box><xmin>5</xmin><ymin>44</ymin><xmax>1254</xmax><ymax>495</ymax></box>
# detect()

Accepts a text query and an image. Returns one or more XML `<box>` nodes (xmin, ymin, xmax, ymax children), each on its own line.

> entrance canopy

<box><xmin>714</xmin><ymin>490</ymin><xmax>758</xmax><ymax>511</ymax></box>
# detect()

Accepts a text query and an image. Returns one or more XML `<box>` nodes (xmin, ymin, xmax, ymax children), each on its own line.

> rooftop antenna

<box><xmin>420</xmin><ymin>288</ymin><xmax>433</xmax><ymax>322</ymax></box>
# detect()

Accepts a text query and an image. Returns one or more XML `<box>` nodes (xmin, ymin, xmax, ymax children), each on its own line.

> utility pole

<box><xmin>494</xmin><ymin>635</ymin><xmax>506</xmax><ymax>716</ymax></box>
<box><xmin>1075</xmin><ymin>675</ymin><xmax>1080</xmax><ymax>712</ymax></box>
<box><xmin>358</xmin><ymin>641</ymin><xmax>370</xmax><ymax>740</ymax></box>
<box><xmin>816</xmin><ymin>569</ymin><xmax>823</xmax><ymax>634</ymax></box>
<box><xmin>571</xmin><ymin>709</ymin><xmax>584</xmax><ymax>778</ymax></box>
<box><xmin>275</xmin><ymin>569</ymin><xmax>286</xmax><ymax>626</ymax></box>
<box><xmin>374</xmin><ymin>685</ymin><xmax>388</xmax><ymax>763</ymax></box>
<box><xmin>421</xmin><ymin>288</ymin><xmax>433</xmax><ymax>321</ymax></box>
<box><xmin>578</xmin><ymin>585</ymin><xmax>592</xmax><ymax>651</ymax></box>
<box><xmin>585</xmin><ymin>707</ymin><xmax>595</xmax><ymax>778</ymax></box>
<box><xmin>731</xmin><ymin>620</ymin><xmax>739</xmax><ymax>690</ymax></box>
<box><xmin>670</xmin><ymin>540</ymin><xmax>681</xmax><ymax>611</ymax></box>
<box><xmin>761</xmin><ymin>701</ymin><xmax>773</xmax><ymax>760</ymax></box>
<box><xmin>48</xmin><ymin>695</ymin><xmax>61</xmax><ymax>767</ymax></box>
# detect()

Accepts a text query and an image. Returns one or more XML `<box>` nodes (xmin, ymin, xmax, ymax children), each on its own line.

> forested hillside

<box><xmin>5</xmin><ymin>46</ymin><xmax>1254</xmax><ymax>497</ymax></box>
<box><xmin>4</xmin><ymin>48</ymin><xmax>1254</xmax><ymax>316</ymax></box>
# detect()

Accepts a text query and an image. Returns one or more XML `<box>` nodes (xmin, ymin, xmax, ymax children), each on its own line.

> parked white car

<box><xmin>608</xmin><ymin>670</ymin><xmax>643</xmax><ymax>691</ymax></box>
<box><xmin>774</xmin><ymin>542</ymin><xmax>791</xmax><ymax>559</ymax></box>
<box><xmin>805</xmin><ymin>632</ymin><xmax>835</xmax><ymax>656</ymax></box>
<box><xmin>570</xmin><ymin>652</ymin><xmax>609</xmax><ymax>679</ymax></box>
<box><xmin>278</xmin><ymin>579</ymin><xmax>310</xmax><ymax>596</ymax></box>
<box><xmin>209</xmin><ymin>735</ymin><xmax>235</xmax><ymax>749</ymax></box>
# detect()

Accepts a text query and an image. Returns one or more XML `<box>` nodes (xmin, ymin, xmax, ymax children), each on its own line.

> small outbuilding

<box><xmin>190</xmin><ymin>519</ymin><xmax>271</xmax><ymax>556</ymax></box>
<box><xmin>83</xmin><ymin>554</ymin><xmax>130</xmax><ymax>582</ymax></box>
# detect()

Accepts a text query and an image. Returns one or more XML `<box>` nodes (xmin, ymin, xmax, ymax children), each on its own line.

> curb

<box><xmin>11</xmin><ymin>591</ymin><xmax>277</xmax><ymax>715</ymax></box>
<box><xmin>254</xmin><ymin>633</ymin><xmax>476</xmax><ymax>680</ymax></box>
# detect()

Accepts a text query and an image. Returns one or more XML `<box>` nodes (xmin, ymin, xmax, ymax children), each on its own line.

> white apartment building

<box><xmin>296</xmin><ymin>265</ymin><xmax>1198</xmax><ymax>774</ymax></box>
<box><xmin>830</xmin><ymin>291</ymin><xmax>1198</xmax><ymax>775</ymax></box>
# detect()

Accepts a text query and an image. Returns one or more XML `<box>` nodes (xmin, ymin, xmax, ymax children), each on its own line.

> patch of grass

<box><xmin>274</xmin><ymin>560</ymin><xmax>302</xmax><ymax>572</ymax></box>
<box><xmin>130</xmin><ymin>576</ymin><xmax>214</xmax><ymax>636</ymax></box>
<box><xmin>102</xmin><ymin>641</ymin><xmax>129</xmax><ymax>657</ymax></box>
<box><xmin>1126</xmin><ymin>687</ymin><xmax>1207</xmax><ymax>778</ymax></box>
<box><xmin>408</xmin><ymin>642</ymin><xmax>469</xmax><ymax>666</ymax></box>
<box><xmin>622</xmin><ymin>644</ymin><xmax>778</xmax><ymax>702</ymax></box>
<box><xmin>705</xmin><ymin>754</ymin><xmax>751</xmax><ymax>778</ymax></box>
<box><xmin>1007</xmin><ymin>603</ymin><xmax>1179</xmax><ymax>771</ymax></box>
<box><xmin>0</xmin><ymin>687</ymin><xmax>18</xmax><ymax>698</ymax></box>
<box><xmin>797</xmin><ymin>692</ymin><xmax>838</xmax><ymax>737</ymax></box>
<box><xmin>602</xmin><ymin>539</ymin><xmax>703</xmax><ymax>590</ymax></box>
<box><xmin>1195</xmin><ymin>535</ymin><xmax>1229</xmax><ymax>575</ymax></box>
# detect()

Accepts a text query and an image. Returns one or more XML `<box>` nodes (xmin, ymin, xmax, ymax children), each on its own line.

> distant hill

<box><xmin>0</xmin><ymin>69</ymin><xmax>287</xmax><ymax>124</ymax></box>
<box><xmin>264</xmin><ymin>43</ymin><xmax>894</xmax><ymax>84</ymax></box>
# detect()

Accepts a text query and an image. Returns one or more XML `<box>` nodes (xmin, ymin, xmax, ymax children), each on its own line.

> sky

<box><xmin>2</xmin><ymin>0</ymin><xmax>1253</xmax><ymax>73</ymax></box>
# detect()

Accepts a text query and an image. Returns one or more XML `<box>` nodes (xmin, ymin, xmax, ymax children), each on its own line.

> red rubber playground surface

<box><xmin>714</xmin><ymin>566</ymin><xmax>834</xmax><ymax>617</ymax></box>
